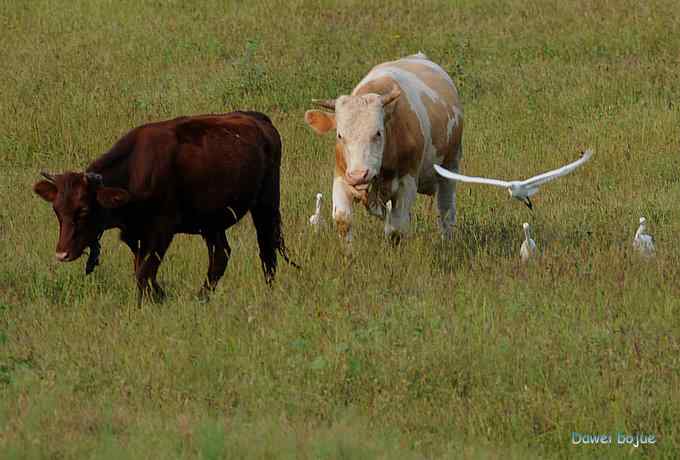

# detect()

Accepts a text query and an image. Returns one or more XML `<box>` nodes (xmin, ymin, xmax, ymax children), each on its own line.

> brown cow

<box><xmin>33</xmin><ymin>111</ymin><xmax>295</xmax><ymax>303</ymax></box>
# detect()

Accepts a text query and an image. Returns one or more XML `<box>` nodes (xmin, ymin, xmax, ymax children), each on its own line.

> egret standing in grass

<box><xmin>633</xmin><ymin>216</ymin><xmax>655</xmax><ymax>257</ymax></box>
<box><xmin>520</xmin><ymin>222</ymin><xmax>537</xmax><ymax>263</ymax></box>
<box><xmin>434</xmin><ymin>149</ymin><xmax>593</xmax><ymax>209</ymax></box>
<box><xmin>309</xmin><ymin>192</ymin><xmax>324</xmax><ymax>231</ymax></box>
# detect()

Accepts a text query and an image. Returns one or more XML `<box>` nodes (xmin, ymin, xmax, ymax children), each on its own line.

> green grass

<box><xmin>1</xmin><ymin>0</ymin><xmax>680</xmax><ymax>458</ymax></box>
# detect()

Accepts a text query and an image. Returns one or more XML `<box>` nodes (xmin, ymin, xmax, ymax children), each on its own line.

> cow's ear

<box><xmin>34</xmin><ymin>180</ymin><xmax>58</xmax><ymax>202</ymax></box>
<box><xmin>96</xmin><ymin>187</ymin><xmax>130</xmax><ymax>208</ymax></box>
<box><xmin>304</xmin><ymin>110</ymin><xmax>336</xmax><ymax>135</ymax></box>
<box><xmin>380</xmin><ymin>85</ymin><xmax>401</xmax><ymax>107</ymax></box>
<box><xmin>381</xmin><ymin>86</ymin><xmax>401</xmax><ymax>120</ymax></box>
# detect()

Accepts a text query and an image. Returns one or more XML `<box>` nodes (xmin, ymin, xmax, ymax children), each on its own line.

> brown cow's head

<box><xmin>33</xmin><ymin>171</ymin><xmax>130</xmax><ymax>262</ymax></box>
<box><xmin>304</xmin><ymin>85</ymin><xmax>400</xmax><ymax>187</ymax></box>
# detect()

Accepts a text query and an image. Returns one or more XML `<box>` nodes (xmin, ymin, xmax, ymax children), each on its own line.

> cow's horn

<box><xmin>85</xmin><ymin>172</ymin><xmax>103</xmax><ymax>185</ymax></box>
<box><xmin>380</xmin><ymin>85</ymin><xmax>401</xmax><ymax>106</ymax></box>
<box><xmin>311</xmin><ymin>98</ymin><xmax>337</xmax><ymax>111</ymax></box>
<box><xmin>40</xmin><ymin>171</ymin><xmax>56</xmax><ymax>183</ymax></box>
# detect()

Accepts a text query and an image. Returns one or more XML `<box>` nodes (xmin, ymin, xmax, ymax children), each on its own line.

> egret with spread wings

<box><xmin>433</xmin><ymin>149</ymin><xmax>593</xmax><ymax>209</ymax></box>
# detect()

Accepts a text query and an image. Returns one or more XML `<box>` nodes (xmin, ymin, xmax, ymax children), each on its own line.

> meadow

<box><xmin>1</xmin><ymin>0</ymin><xmax>680</xmax><ymax>458</ymax></box>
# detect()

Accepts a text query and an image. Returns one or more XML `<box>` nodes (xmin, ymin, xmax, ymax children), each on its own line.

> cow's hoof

<box><xmin>340</xmin><ymin>240</ymin><xmax>353</xmax><ymax>257</ymax></box>
<box><xmin>152</xmin><ymin>288</ymin><xmax>166</xmax><ymax>303</ymax></box>
<box><xmin>197</xmin><ymin>286</ymin><xmax>213</xmax><ymax>302</ymax></box>
<box><xmin>439</xmin><ymin>231</ymin><xmax>454</xmax><ymax>241</ymax></box>
<box><xmin>85</xmin><ymin>260</ymin><xmax>99</xmax><ymax>275</ymax></box>
<box><xmin>387</xmin><ymin>232</ymin><xmax>402</xmax><ymax>246</ymax></box>
<box><xmin>138</xmin><ymin>287</ymin><xmax>166</xmax><ymax>305</ymax></box>
<box><xmin>85</xmin><ymin>249</ymin><xmax>99</xmax><ymax>275</ymax></box>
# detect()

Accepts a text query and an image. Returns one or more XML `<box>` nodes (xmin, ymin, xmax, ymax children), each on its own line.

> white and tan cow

<box><xmin>304</xmin><ymin>53</ymin><xmax>463</xmax><ymax>242</ymax></box>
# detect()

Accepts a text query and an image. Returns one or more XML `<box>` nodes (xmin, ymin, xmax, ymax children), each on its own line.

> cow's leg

<box><xmin>121</xmin><ymin>231</ymin><xmax>144</xmax><ymax>272</ymax></box>
<box><xmin>332</xmin><ymin>176</ymin><xmax>353</xmax><ymax>244</ymax></box>
<box><xmin>437</xmin><ymin>143</ymin><xmax>461</xmax><ymax>239</ymax></box>
<box><xmin>251</xmin><ymin>203</ymin><xmax>281</xmax><ymax>284</ymax></box>
<box><xmin>135</xmin><ymin>229</ymin><xmax>174</xmax><ymax>305</ymax></box>
<box><xmin>200</xmin><ymin>230</ymin><xmax>231</xmax><ymax>298</ymax></box>
<box><xmin>85</xmin><ymin>237</ymin><xmax>102</xmax><ymax>275</ymax></box>
<box><xmin>384</xmin><ymin>174</ymin><xmax>417</xmax><ymax>243</ymax></box>
<box><xmin>436</xmin><ymin>172</ymin><xmax>457</xmax><ymax>239</ymax></box>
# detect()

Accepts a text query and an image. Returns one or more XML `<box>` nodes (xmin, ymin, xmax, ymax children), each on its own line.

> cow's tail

<box><xmin>272</xmin><ymin>208</ymin><xmax>300</xmax><ymax>270</ymax></box>
<box><xmin>252</xmin><ymin>193</ymin><xmax>300</xmax><ymax>284</ymax></box>
<box><xmin>251</xmin><ymin>119</ymin><xmax>299</xmax><ymax>284</ymax></box>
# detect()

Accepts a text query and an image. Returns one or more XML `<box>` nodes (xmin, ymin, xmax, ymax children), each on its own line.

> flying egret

<box><xmin>633</xmin><ymin>216</ymin><xmax>655</xmax><ymax>257</ymax></box>
<box><xmin>433</xmin><ymin>149</ymin><xmax>593</xmax><ymax>209</ymax></box>
<box><xmin>309</xmin><ymin>193</ymin><xmax>324</xmax><ymax>230</ymax></box>
<box><xmin>520</xmin><ymin>222</ymin><xmax>537</xmax><ymax>262</ymax></box>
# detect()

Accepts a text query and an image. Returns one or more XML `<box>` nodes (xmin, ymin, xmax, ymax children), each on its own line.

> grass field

<box><xmin>2</xmin><ymin>0</ymin><xmax>680</xmax><ymax>458</ymax></box>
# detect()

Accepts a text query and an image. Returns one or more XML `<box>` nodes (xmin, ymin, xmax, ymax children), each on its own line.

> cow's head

<box><xmin>33</xmin><ymin>171</ymin><xmax>130</xmax><ymax>262</ymax></box>
<box><xmin>304</xmin><ymin>85</ymin><xmax>401</xmax><ymax>187</ymax></box>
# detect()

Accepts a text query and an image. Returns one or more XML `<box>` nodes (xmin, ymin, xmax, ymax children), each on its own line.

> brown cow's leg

<box><xmin>133</xmin><ymin>241</ymin><xmax>150</xmax><ymax>302</ymax></box>
<box><xmin>199</xmin><ymin>231</ymin><xmax>231</xmax><ymax>299</ymax></box>
<box><xmin>136</xmin><ymin>252</ymin><xmax>166</xmax><ymax>304</ymax></box>
<box><xmin>250</xmin><ymin>205</ymin><xmax>277</xmax><ymax>284</ymax></box>
<box><xmin>121</xmin><ymin>233</ymin><xmax>144</xmax><ymax>272</ymax></box>
<box><xmin>122</xmin><ymin>233</ymin><xmax>148</xmax><ymax>304</ymax></box>
<box><xmin>135</xmin><ymin>231</ymin><xmax>173</xmax><ymax>305</ymax></box>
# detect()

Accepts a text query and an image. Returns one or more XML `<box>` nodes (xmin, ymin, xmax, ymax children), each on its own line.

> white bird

<box><xmin>308</xmin><ymin>192</ymin><xmax>324</xmax><ymax>230</ymax></box>
<box><xmin>520</xmin><ymin>222</ymin><xmax>537</xmax><ymax>262</ymax></box>
<box><xmin>434</xmin><ymin>149</ymin><xmax>593</xmax><ymax>209</ymax></box>
<box><xmin>633</xmin><ymin>216</ymin><xmax>655</xmax><ymax>257</ymax></box>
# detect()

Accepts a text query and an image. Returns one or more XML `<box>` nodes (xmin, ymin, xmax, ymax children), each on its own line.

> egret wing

<box><xmin>521</xmin><ymin>149</ymin><xmax>593</xmax><ymax>187</ymax></box>
<box><xmin>433</xmin><ymin>165</ymin><xmax>510</xmax><ymax>188</ymax></box>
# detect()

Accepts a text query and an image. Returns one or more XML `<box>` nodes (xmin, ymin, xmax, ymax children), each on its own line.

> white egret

<box><xmin>433</xmin><ymin>149</ymin><xmax>593</xmax><ymax>209</ymax></box>
<box><xmin>520</xmin><ymin>222</ymin><xmax>537</xmax><ymax>262</ymax></box>
<box><xmin>633</xmin><ymin>216</ymin><xmax>655</xmax><ymax>257</ymax></box>
<box><xmin>308</xmin><ymin>193</ymin><xmax>324</xmax><ymax>230</ymax></box>
<box><xmin>383</xmin><ymin>200</ymin><xmax>394</xmax><ymax>238</ymax></box>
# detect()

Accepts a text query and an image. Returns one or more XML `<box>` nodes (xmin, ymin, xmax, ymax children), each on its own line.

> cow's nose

<box><xmin>55</xmin><ymin>251</ymin><xmax>69</xmax><ymax>262</ymax></box>
<box><xmin>345</xmin><ymin>169</ymin><xmax>369</xmax><ymax>186</ymax></box>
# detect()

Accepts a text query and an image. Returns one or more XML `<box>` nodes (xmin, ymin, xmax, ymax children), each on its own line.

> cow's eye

<box><xmin>337</xmin><ymin>133</ymin><xmax>342</xmax><ymax>140</ymax></box>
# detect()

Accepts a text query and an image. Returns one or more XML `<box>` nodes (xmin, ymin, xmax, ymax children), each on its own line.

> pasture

<box><xmin>1</xmin><ymin>0</ymin><xmax>679</xmax><ymax>458</ymax></box>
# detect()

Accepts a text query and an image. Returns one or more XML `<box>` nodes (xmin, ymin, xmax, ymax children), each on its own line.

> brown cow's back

<box><xmin>89</xmin><ymin>112</ymin><xmax>281</xmax><ymax>235</ymax></box>
<box><xmin>174</xmin><ymin>115</ymin><xmax>267</xmax><ymax>220</ymax></box>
